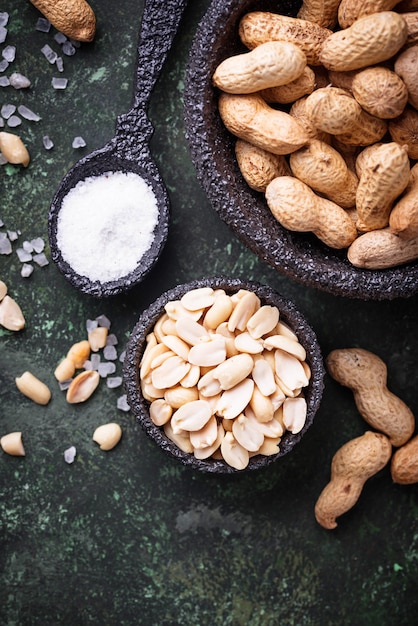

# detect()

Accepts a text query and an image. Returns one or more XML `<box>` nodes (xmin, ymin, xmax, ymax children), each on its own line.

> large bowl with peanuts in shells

<box><xmin>184</xmin><ymin>0</ymin><xmax>418</xmax><ymax>300</ymax></box>
<box><xmin>123</xmin><ymin>277</ymin><xmax>324</xmax><ymax>473</ymax></box>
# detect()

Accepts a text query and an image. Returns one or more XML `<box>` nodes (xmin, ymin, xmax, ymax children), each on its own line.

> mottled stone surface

<box><xmin>0</xmin><ymin>1</ymin><xmax>417</xmax><ymax>625</ymax></box>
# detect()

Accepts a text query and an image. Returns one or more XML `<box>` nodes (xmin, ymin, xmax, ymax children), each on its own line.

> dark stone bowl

<box><xmin>123</xmin><ymin>276</ymin><xmax>325</xmax><ymax>474</ymax></box>
<box><xmin>183</xmin><ymin>0</ymin><xmax>418</xmax><ymax>300</ymax></box>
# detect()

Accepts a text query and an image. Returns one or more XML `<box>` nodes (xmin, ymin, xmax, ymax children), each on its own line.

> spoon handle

<box><xmin>115</xmin><ymin>0</ymin><xmax>188</xmax><ymax>159</ymax></box>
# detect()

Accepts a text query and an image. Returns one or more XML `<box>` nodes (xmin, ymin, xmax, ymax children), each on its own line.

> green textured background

<box><xmin>0</xmin><ymin>1</ymin><xmax>417</xmax><ymax>624</ymax></box>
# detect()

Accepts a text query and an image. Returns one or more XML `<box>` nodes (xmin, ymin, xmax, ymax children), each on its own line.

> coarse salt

<box><xmin>56</xmin><ymin>172</ymin><xmax>159</xmax><ymax>282</ymax></box>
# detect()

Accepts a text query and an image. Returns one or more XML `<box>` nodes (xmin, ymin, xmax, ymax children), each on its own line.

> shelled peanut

<box><xmin>213</xmin><ymin>6</ymin><xmax>418</xmax><ymax>269</ymax></box>
<box><xmin>139</xmin><ymin>287</ymin><xmax>312</xmax><ymax>470</ymax></box>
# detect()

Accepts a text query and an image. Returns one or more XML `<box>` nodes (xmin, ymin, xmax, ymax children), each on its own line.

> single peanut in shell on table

<box><xmin>326</xmin><ymin>348</ymin><xmax>415</xmax><ymax>447</ymax></box>
<box><xmin>315</xmin><ymin>431</ymin><xmax>392</xmax><ymax>529</ymax></box>
<box><xmin>391</xmin><ymin>435</ymin><xmax>418</xmax><ymax>485</ymax></box>
<box><xmin>29</xmin><ymin>0</ymin><xmax>96</xmax><ymax>42</ymax></box>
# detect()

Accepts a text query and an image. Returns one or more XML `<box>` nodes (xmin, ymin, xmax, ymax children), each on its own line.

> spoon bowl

<box><xmin>48</xmin><ymin>0</ymin><xmax>188</xmax><ymax>298</ymax></box>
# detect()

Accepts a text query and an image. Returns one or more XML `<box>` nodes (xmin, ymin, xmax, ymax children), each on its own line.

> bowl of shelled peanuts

<box><xmin>184</xmin><ymin>0</ymin><xmax>418</xmax><ymax>300</ymax></box>
<box><xmin>123</xmin><ymin>277</ymin><xmax>325</xmax><ymax>473</ymax></box>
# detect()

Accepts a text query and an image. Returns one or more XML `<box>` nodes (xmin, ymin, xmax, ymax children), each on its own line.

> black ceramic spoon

<box><xmin>48</xmin><ymin>0</ymin><xmax>188</xmax><ymax>298</ymax></box>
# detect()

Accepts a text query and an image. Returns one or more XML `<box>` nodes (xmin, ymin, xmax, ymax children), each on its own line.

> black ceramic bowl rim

<box><xmin>123</xmin><ymin>276</ymin><xmax>325</xmax><ymax>474</ymax></box>
<box><xmin>183</xmin><ymin>0</ymin><xmax>418</xmax><ymax>301</ymax></box>
<box><xmin>48</xmin><ymin>150</ymin><xmax>169</xmax><ymax>298</ymax></box>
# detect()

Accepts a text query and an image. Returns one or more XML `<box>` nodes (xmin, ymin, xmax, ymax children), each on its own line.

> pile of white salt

<box><xmin>56</xmin><ymin>171</ymin><xmax>159</xmax><ymax>283</ymax></box>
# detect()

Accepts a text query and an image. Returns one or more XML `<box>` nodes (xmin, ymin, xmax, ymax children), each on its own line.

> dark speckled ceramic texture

<box><xmin>183</xmin><ymin>0</ymin><xmax>418</xmax><ymax>300</ymax></box>
<box><xmin>48</xmin><ymin>0</ymin><xmax>188</xmax><ymax>298</ymax></box>
<box><xmin>123</xmin><ymin>276</ymin><xmax>325</xmax><ymax>474</ymax></box>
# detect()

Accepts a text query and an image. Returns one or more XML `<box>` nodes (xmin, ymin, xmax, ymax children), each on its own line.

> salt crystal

<box><xmin>83</xmin><ymin>360</ymin><xmax>92</xmax><ymax>370</ymax></box>
<box><xmin>16</xmin><ymin>247</ymin><xmax>32</xmax><ymax>262</ymax></box>
<box><xmin>33</xmin><ymin>252</ymin><xmax>49</xmax><ymax>266</ymax></box>
<box><xmin>64</xmin><ymin>446</ymin><xmax>76</xmax><ymax>464</ymax></box>
<box><xmin>119</xmin><ymin>350</ymin><xmax>126</xmax><ymax>363</ymax></box>
<box><xmin>103</xmin><ymin>345</ymin><xmax>118</xmax><ymax>361</ymax></box>
<box><xmin>7</xmin><ymin>115</ymin><xmax>21</xmax><ymax>128</ymax></box>
<box><xmin>86</xmin><ymin>319</ymin><xmax>98</xmax><ymax>332</ymax></box>
<box><xmin>10</xmin><ymin>74</ymin><xmax>31</xmax><ymax>89</ymax></box>
<box><xmin>23</xmin><ymin>240</ymin><xmax>34</xmax><ymax>253</ymax></box>
<box><xmin>21</xmin><ymin>263</ymin><xmax>34</xmax><ymax>278</ymax></box>
<box><xmin>52</xmin><ymin>77</ymin><xmax>67</xmax><ymax>89</ymax></box>
<box><xmin>36</xmin><ymin>17</ymin><xmax>50</xmax><ymax>33</ymax></box>
<box><xmin>30</xmin><ymin>237</ymin><xmax>44</xmax><ymax>253</ymax></box>
<box><xmin>7</xmin><ymin>230</ymin><xmax>18</xmax><ymax>241</ymax></box>
<box><xmin>117</xmin><ymin>395</ymin><xmax>130</xmax><ymax>412</ymax></box>
<box><xmin>42</xmin><ymin>135</ymin><xmax>54</xmax><ymax>150</ymax></box>
<box><xmin>1</xmin><ymin>103</ymin><xmax>15</xmax><ymax>118</ymax></box>
<box><xmin>98</xmin><ymin>361</ymin><xmax>115</xmax><ymax>378</ymax></box>
<box><xmin>106</xmin><ymin>333</ymin><xmax>118</xmax><ymax>346</ymax></box>
<box><xmin>0</xmin><ymin>60</ymin><xmax>9</xmax><ymax>72</ymax></box>
<box><xmin>0</xmin><ymin>153</ymin><xmax>7</xmax><ymax>165</ymax></box>
<box><xmin>54</xmin><ymin>32</ymin><xmax>67</xmax><ymax>45</ymax></box>
<box><xmin>0</xmin><ymin>13</ymin><xmax>9</xmax><ymax>27</ymax></box>
<box><xmin>72</xmin><ymin>136</ymin><xmax>85</xmax><ymax>148</ymax></box>
<box><xmin>62</xmin><ymin>41</ymin><xmax>76</xmax><ymax>56</ymax></box>
<box><xmin>41</xmin><ymin>44</ymin><xmax>57</xmax><ymax>64</ymax></box>
<box><xmin>106</xmin><ymin>376</ymin><xmax>122</xmax><ymax>389</ymax></box>
<box><xmin>18</xmin><ymin>105</ymin><xmax>40</xmax><ymax>121</ymax></box>
<box><xmin>69</xmin><ymin>39</ymin><xmax>81</xmax><ymax>49</ymax></box>
<box><xmin>0</xmin><ymin>234</ymin><xmax>12</xmax><ymax>254</ymax></box>
<box><xmin>91</xmin><ymin>353</ymin><xmax>100</xmax><ymax>370</ymax></box>
<box><xmin>55</xmin><ymin>57</ymin><xmax>64</xmax><ymax>72</ymax></box>
<box><xmin>0</xmin><ymin>27</ymin><xmax>7</xmax><ymax>45</ymax></box>
<box><xmin>2</xmin><ymin>45</ymin><xmax>15</xmax><ymax>62</ymax></box>
<box><xmin>0</xmin><ymin>76</ymin><xmax>9</xmax><ymax>87</ymax></box>
<box><xmin>59</xmin><ymin>379</ymin><xmax>72</xmax><ymax>391</ymax></box>
<box><xmin>96</xmin><ymin>314</ymin><xmax>111</xmax><ymax>328</ymax></box>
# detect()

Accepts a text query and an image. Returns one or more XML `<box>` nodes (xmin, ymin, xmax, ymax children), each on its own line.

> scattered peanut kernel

<box><xmin>139</xmin><ymin>288</ymin><xmax>311</xmax><ymax>469</ymax></box>
<box><xmin>15</xmin><ymin>371</ymin><xmax>51</xmax><ymax>405</ymax></box>
<box><xmin>0</xmin><ymin>294</ymin><xmax>25</xmax><ymax>331</ymax></box>
<box><xmin>66</xmin><ymin>369</ymin><xmax>100</xmax><ymax>403</ymax></box>
<box><xmin>1</xmin><ymin>431</ymin><xmax>25</xmax><ymax>456</ymax></box>
<box><xmin>92</xmin><ymin>423</ymin><xmax>122</xmax><ymax>451</ymax></box>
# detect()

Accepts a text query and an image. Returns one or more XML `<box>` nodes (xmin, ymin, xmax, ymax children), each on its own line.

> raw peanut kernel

<box><xmin>93</xmin><ymin>423</ymin><xmax>122</xmax><ymax>451</ymax></box>
<box><xmin>88</xmin><ymin>326</ymin><xmax>108</xmax><ymax>352</ymax></box>
<box><xmin>213</xmin><ymin>353</ymin><xmax>254</xmax><ymax>390</ymax></box>
<box><xmin>1</xmin><ymin>431</ymin><xmax>25</xmax><ymax>456</ymax></box>
<box><xmin>0</xmin><ymin>295</ymin><xmax>25</xmax><ymax>331</ymax></box>
<box><xmin>171</xmin><ymin>400</ymin><xmax>212</xmax><ymax>433</ymax></box>
<box><xmin>66</xmin><ymin>370</ymin><xmax>100</xmax><ymax>404</ymax></box>
<box><xmin>16</xmin><ymin>371</ymin><xmax>51</xmax><ymax>405</ymax></box>
<box><xmin>67</xmin><ymin>340</ymin><xmax>90</xmax><ymax>369</ymax></box>
<box><xmin>0</xmin><ymin>280</ymin><xmax>8</xmax><ymax>301</ymax></box>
